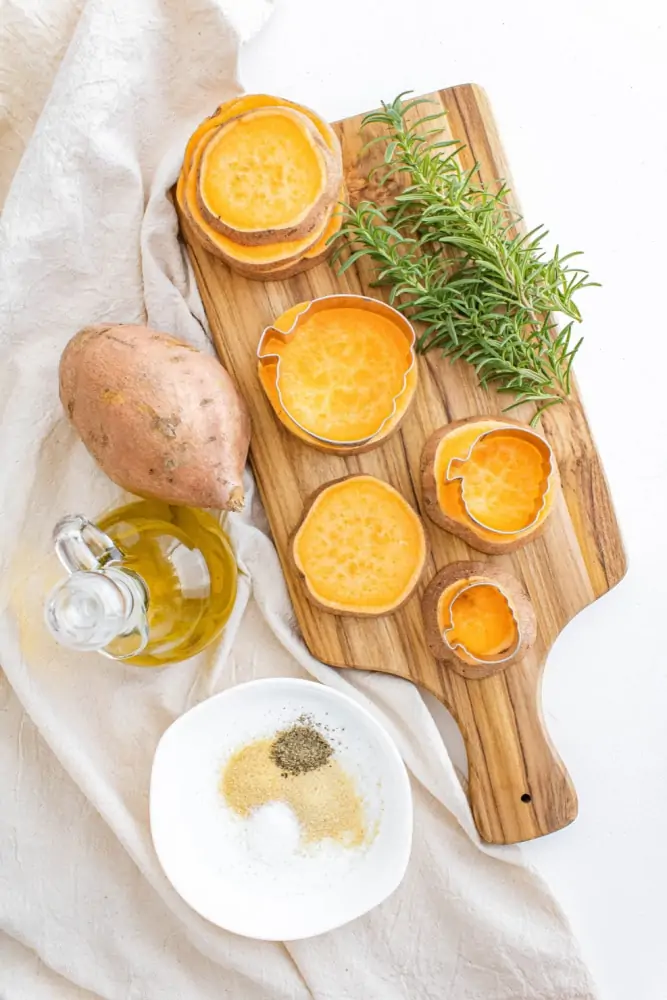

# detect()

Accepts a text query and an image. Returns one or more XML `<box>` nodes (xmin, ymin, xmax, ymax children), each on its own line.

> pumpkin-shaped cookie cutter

<box><xmin>422</xmin><ymin>562</ymin><xmax>538</xmax><ymax>680</ymax></box>
<box><xmin>257</xmin><ymin>294</ymin><xmax>416</xmax><ymax>447</ymax></box>
<box><xmin>445</xmin><ymin>426</ymin><xmax>555</xmax><ymax>536</ymax></box>
<box><xmin>441</xmin><ymin>579</ymin><xmax>521</xmax><ymax>666</ymax></box>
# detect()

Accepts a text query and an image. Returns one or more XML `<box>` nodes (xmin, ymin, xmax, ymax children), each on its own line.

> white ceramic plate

<box><xmin>150</xmin><ymin>677</ymin><xmax>413</xmax><ymax>940</ymax></box>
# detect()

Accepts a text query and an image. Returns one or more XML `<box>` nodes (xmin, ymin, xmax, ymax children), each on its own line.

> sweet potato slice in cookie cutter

<box><xmin>422</xmin><ymin>562</ymin><xmax>538</xmax><ymax>680</ymax></box>
<box><xmin>257</xmin><ymin>294</ymin><xmax>416</xmax><ymax>448</ymax></box>
<box><xmin>445</xmin><ymin>426</ymin><xmax>555</xmax><ymax>535</ymax></box>
<box><xmin>441</xmin><ymin>580</ymin><xmax>521</xmax><ymax>665</ymax></box>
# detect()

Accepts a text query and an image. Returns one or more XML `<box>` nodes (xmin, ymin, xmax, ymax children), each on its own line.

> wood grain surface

<box><xmin>178</xmin><ymin>84</ymin><xmax>627</xmax><ymax>844</ymax></box>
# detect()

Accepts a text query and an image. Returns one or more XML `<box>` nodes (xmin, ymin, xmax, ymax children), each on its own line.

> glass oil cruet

<box><xmin>45</xmin><ymin>500</ymin><xmax>237</xmax><ymax>667</ymax></box>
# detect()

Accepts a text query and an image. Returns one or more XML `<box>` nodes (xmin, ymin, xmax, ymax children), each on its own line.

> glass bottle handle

<box><xmin>53</xmin><ymin>514</ymin><xmax>124</xmax><ymax>574</ymax></box>
<box><xmin>47</xmin><ymin>514</ymin><xmax>150</xmax><ymax>659</ymax></box>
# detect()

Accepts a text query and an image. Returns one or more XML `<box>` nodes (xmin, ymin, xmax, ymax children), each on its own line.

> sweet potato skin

<box><xmin>59</xmin><ymin>324</ymin><xmax>250</xmax><ymax>510</ymax></box>
<box><xmin>421</xmin><ymin>561</ymin><xmax>537</xmax><ymax>679</ymax></box>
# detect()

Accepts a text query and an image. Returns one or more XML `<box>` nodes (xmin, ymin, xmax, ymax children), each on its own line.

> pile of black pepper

<box><xmin>270</xmin><ymin>722</ymin><xmax>334</xmax><ymax>777</ymax></box>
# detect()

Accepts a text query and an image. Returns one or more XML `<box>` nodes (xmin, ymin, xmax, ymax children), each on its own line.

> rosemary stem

<box><xmin>332</xmin><ymin>95</ymin><xmax>594</xmax><ymax>416</ymax></box>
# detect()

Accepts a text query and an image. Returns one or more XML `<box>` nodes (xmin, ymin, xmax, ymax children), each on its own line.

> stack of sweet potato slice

<box><xmin>177</xmin><ymin>95</ymin><xmax>345</xmax><ymax>280</ymax></box>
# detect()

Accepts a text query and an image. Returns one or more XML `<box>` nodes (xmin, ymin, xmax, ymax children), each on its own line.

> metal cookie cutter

<box><xmin>257</xmin><ymin>294</ymin><xmax>416</xmax><ymax>447</ymax></box>
<box><xmin>445</xmin><ymin>426</ymin><xmax>555</xmax><ymax>535</ymax></box>
<box><xmin>442</xmin><ymin>580</ymin><xmax>521</xmax><ymax>666</ymax></box>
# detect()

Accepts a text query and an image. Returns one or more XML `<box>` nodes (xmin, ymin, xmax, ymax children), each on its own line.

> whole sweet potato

<box><xmin>60</xmin><ymin>324</ymin><xmax>251</xmax><ymax>510</ymax></box>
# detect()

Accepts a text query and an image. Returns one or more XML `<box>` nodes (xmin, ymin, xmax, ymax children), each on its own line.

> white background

<box><xmin>241</xmin><ymin>3</ymin><xmax>666</xmax><ymax>999</ymax></box>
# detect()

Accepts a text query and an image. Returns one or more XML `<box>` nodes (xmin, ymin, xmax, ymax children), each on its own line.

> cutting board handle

<box><xmin>457</xmin><ymin>653</ymin><xmax>578</xmax><ymax>844</ymax></box>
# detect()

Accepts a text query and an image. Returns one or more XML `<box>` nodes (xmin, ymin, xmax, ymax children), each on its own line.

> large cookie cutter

<box><xmin>445</xmin><ymin>426</ymin><xmax>555</xmax><ymax>536</ymax></box>
<box><xmin>257</xmin><ymin>294</ymin><xmax>416</xmax><ymax>448</ymax></box>
<box><xmin>441</xmin><ymin>580</ymin><xmax>521</xmax><ymax>666</ymax></box>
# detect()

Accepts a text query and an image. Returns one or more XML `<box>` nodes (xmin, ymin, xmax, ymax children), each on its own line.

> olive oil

<box><xmin>95</xmin><ymin>500</ymin><xmax>237</xmax><ymax>666</ymax></box>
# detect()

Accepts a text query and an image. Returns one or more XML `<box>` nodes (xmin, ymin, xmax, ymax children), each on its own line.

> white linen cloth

<box><xmin>0</xmin><ymin>2</ymin><xmax>600</xmax><ymax>997</ymax></box>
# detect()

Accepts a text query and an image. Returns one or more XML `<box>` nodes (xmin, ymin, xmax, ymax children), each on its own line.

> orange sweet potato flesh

<box><xmin>59</xmin><ymin>325</ymin><xmax>250</xmax><ymax>510</ymax></box>
<box><xmin>258</xmin><ymin>299</ymin><xmax>416</xmax><ymax>449</ymax></box>
<box><xmin>293</xmin><ymin>476</ymin><xmax>426</xmax><ymax>616</ymax></box>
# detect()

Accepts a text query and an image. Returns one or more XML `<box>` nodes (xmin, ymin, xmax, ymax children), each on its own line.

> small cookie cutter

<box><xmin>257</xmin><ymin>294</ymin><xmax>416</xmax><ymax>447</ymax></box>
<box><xmin>442</xmin><ymin>580</ymin><xmax>521</xmax><ymax>666</ymax></box>
<box><xmin>445</xmin><ymin>426</ymin><xmax>555</xmax><ymax>535</ymax></box>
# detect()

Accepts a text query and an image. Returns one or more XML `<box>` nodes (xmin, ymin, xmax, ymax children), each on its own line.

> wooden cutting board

<box><xmin>178</xmin><ymin>84</ymin><xmax>626</xmax><ymax>844</ymax></box>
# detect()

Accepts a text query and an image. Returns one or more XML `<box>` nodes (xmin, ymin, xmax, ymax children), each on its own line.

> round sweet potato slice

<box><xmin>197</xmin><ymin>107</ymin><xmax>342</xmax><ymax>247</ymax></box>
<box><xmin>292</xmin><ymin>475</ymin><xmax>427</xmax><ymax>616</ymax></box>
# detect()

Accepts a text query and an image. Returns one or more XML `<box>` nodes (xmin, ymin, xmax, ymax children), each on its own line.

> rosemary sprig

<box><xmin>332</xmin><ymin>93</ymin><xmax>598</xmax><ymax>421</ymax></box>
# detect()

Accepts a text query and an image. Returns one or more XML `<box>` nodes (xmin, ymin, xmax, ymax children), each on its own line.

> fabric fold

<box><xmin>0</xmin><ymin>1</ymin><xmax>598</xmax><ymax>997</ymax></box>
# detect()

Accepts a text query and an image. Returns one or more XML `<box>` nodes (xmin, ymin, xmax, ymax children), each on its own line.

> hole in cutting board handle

<box><xmin>521</xmin><ymin>793</ymin><xmax>532</xmax><ymax>803</ymax></box>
